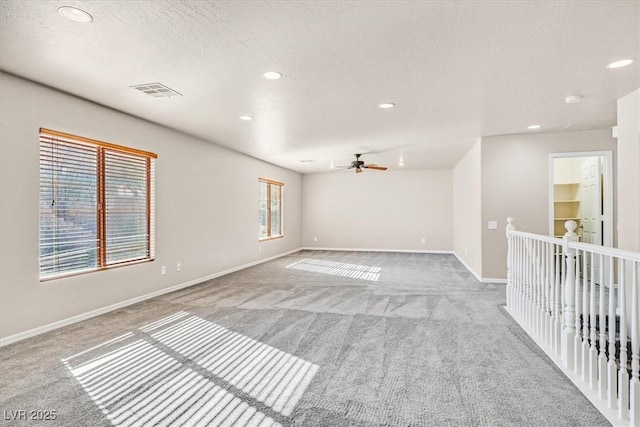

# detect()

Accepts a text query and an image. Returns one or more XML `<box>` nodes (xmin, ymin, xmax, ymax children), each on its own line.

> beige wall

<box><xmin>453</xmin><ymin>139</ymin><xmax>482</xmax><ymax>278</ymax></box>
<box><xmin>616</xmin><ymin>89</ymin><xmax>640</xmax><ymax>252</ymax></box>
<box><xmin>481</xmin><ymin>130</ymin><xmax>615</xmax><ymax>279</ymax></box>
<box><xmin>0</xmin><ymin>73</ymin><xmax>302</xmax><ymax>339</ymax></box>
<box><xmin>302</xmin><ymin>169</ymin><xmax>452</xmax><ymax>251</ymax></box>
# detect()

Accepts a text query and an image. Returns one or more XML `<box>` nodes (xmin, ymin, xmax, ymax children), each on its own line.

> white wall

<box><xmin>302</xmin><ymin>169</ymin><xmax>452</xmax><ymax>251</ymax></box>
<box><xmin>616</xmin><ymin>89</ymin><xmax>640</xmax><ymax>252</ymax></box>
<box><xmin>453</xmin><ymin>139</ymin><xmax>482</xmax><ymax>279</ymax></box>
<box><xmin>481</xmin><ymin>130</ymin><xmax>616</xmax><ymax>279</ymax></box>
<box><xmin>0</xmin><ymin>73</ymin><xmax>302</xmax><ymax>340</ymax></box>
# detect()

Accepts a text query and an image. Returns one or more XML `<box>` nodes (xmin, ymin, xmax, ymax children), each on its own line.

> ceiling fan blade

<box><xmin>363</xmin><ymin>163</ymin><xmax>378</xmax><ymax>167</ymax></box>
<box><xmin>365</xmin><ymin>165</ymin><xmax>388</xmax><ymax>171</ymax></box>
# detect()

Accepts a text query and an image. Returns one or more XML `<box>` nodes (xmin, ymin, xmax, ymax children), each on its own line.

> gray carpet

<box><xmin>0</xmin><ymin>251</ymin><xmax>609</xmax><ymax>426</ymax></box>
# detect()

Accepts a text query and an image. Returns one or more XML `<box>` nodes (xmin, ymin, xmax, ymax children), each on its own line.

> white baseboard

<box><xmin>481</xmin><ymin>277</ymin><xmax>507</xmax><ymax>284</ymax></box>
<box><xmin>451</xmin><ymin>252</ymin><xmax>507</xmax><ymax>283</ymax></box>
<box><xmin>0</xmin><ymin>248</ymin><xmax>303</xmax><ymax>347</ymax></box>
<box><xmin>452</xmin><ymin>252</ymin><xmax>482</xmax><ymax>282</ymax></box>
<box><xmin>301</xmin><ymin>247</ymin><xmax>454</xmax><ymax>254</ymax></box>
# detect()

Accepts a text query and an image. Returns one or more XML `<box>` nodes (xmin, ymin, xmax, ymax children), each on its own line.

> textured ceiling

<box><xmin>1</xmin><ymin>1</ymin><xmax>638</xmax><ymax>173</ymax></box>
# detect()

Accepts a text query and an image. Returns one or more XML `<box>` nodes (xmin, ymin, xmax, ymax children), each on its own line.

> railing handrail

<box><xmin>507</xmin><ymin>228</ymin><xmax>640</xmax><ymax>262</ymax></box>
<box><xmin>507</xmin><ymin>229</ymin><xmax>563</xmax><ymax>245</ymax></box>
<box><xmin>568</xmin><ymin>240</ymin><xmax>640</xmax><ymax>262</ymax></box>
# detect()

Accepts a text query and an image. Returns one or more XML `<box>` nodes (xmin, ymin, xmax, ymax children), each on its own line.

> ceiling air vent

<box><xmin>130</xmin><ymin>82</ymin><xmax>182</xmax><ymax>98</ymax></box>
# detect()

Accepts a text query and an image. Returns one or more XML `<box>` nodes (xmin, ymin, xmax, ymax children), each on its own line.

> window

<box><xmin>39</xmin><ymin>128</ymin><xmax>156</xmax><ymax>279</ymax></box>
<box><xmin>258</xmin><ymin>178</ymin><xmax>283</xmax><ymax>240</ymax></box>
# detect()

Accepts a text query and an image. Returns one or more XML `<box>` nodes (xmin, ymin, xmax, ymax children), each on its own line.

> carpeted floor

<box><xmin>0</xmin><ymin>251</ymin><xmax>609</xmax><ymax>426</ymax></box>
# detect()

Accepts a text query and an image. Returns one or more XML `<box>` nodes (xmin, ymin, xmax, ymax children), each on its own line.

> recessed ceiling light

<box><xmin>564</xmin><ymin>95</ymin><xmax>583</xmax><ymax>104</ymax></box>
<box><xmin>607</xmin><ymin>59</ymin><xmax>634</xmax><ymax>69</ymax></box>
<box><xmin>239</xmin><ymin>115</ymin><xmax>253</xmax><ymax>121</ymax></box>
<box><xmin>378</xmin><ymin>103</ymin><xmax>395</xmax><ymax>109</ymax></box>
<box><xmin>398</xmin><ymin>161</ymin><xmax>405</xmax><ymax>167</ymax></box>
<box><xmin>527</xmin><ymin>124</ymin><xmax>541</xmax><ymax>130</ymax></box>
<box><xmin>58</xmin><ymin>6</ymin><xmax>93</xmax><ymax>23</ymax></box>
<box><xmin>263</xmin><ymin>71</ymin><xmax>282</xmax><ymax>80</ymax></box>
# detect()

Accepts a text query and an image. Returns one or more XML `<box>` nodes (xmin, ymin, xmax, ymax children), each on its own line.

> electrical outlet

<box><xmin>176</xmin><ymin>262</ymin><xmax>182</xmax><ymax>272</ymax></box>
<box><xmin>161</xmin><ymin>265</ymin><xmax>167</xmax><ymax>275</ymax></box>
<box><xmin>258</xmin><ymin>246</ymin><xmax>262</xmax><ymax>252</ymax></box>
<box><xmin>313</xmin><ymin>236</ymin><xmax>318</xmax><ymax>242</ymax></box>
<box><xmin>421</xmin><ymin>237</ymin><xmax>426</xmax><ymax>244</ymax></box>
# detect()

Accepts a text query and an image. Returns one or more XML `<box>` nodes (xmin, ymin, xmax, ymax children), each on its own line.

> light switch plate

<box><xmin>488</xmin><ymin>221</ymin><xmax>498</xmax><ymax>230</ymax></box>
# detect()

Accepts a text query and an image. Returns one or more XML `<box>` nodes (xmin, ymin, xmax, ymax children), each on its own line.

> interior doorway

<box><xmin>549</xmin><ymin>151</ymin><xmax>613</xmax><ymax>247</ymax></box>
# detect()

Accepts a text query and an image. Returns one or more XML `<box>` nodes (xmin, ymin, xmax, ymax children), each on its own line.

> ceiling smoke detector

<box><xmin>130</xmin><ymin>82</ymin><xmax>182</xmax><ymax>98</ymax></box>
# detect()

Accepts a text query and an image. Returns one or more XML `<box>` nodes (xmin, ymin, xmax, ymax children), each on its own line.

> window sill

<box><xmin>40</xmin><ymin>257</ymin><xmax>154</xmax><ymax>282</ymax></box>
<box><xmin>259</xmin><ymin>235</ymin><xmax>284</xmax><ymax>242</ymax></box>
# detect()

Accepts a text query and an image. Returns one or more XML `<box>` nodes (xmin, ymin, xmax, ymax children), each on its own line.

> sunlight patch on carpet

<box><xmin>286</xmin><ymin>258</ymin><xmax>381</xmax><ymax>281</ymax></box>
<box><xmin>63</xmin><ymin>311</ymin><xmax>318</xmax><ymax>426</ymax></box>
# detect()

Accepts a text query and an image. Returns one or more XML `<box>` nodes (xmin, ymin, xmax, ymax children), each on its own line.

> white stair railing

<box><xmin>506</xmin><ymin>217</ymin><xmax>640</xmax><ymax>426</ymax></box>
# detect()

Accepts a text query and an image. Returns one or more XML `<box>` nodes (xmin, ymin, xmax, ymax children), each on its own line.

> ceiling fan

<box><xmin>346</xmin><ymin>153</ymin><xmax>388</xmax><ymax>174</ymax></box>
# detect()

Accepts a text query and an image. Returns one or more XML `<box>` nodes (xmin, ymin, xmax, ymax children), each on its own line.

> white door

<box><xmin>580</xmin><ymin>158</ymin><xmax>602</xmax><ymax>245</ymax></box>
<box><xmin>580</xmin><ymin>157</ymin><xmax>603</xmax><ymax>282</ymax></box>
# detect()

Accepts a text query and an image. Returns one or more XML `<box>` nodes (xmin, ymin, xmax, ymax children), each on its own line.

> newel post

<box><xmin>561</xmin><ymin>220</ymin><xmax>579</xmax><ymax>369</ymax></box>
<box><xmin>506</xmin><ymin>217</ymin><xmax>516</xmax><ymax>311</ymax></box>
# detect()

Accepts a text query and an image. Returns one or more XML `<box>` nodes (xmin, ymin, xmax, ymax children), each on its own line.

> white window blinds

<box><xmin>39</xmin><ymin>129</ymin><xmax>156</xmax><ymax>279</ymax></box>
<box><xmin>39</xmin><ymin>136</ymin><xmax>99</xmax><ymax>276</ymax></box>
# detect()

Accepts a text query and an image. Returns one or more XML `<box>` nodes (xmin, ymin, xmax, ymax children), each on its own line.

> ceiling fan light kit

<box><xmin>347</xmin><ymin>154</ymin><xmax>388</xmax><ymax>174</ymax></box>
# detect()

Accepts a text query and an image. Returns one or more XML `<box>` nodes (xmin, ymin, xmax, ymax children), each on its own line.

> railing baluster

<box><xmin>619</xmin><ymin>260</ymin><xmax>629</xmax><ymax>420</ymax></box>
<box><xmin>537</xmin><ymin>239</ymin><xmax>544</xmax><ymax>338</ymax></box>
<box><xmin>555</xmin><ymin>243</ymin><xmax>562</xmax><ymax>354</ymax></box>
<box><xmin>562</xmin><ymin>221</ymin><xmax>578</xmax><ymax>369</ymax></box>
<box><xmin>631</xmin><ymin>261</ymin><xmax>639</xmax><ymax>426</ymax></box>
<box><xmin>519</xmin><ymin>237</ymin><xmax>524</xmax><ymax>320</ymax></box>
<box><xmin>544</xmin><ymin>242</ymin><xmax>553</xmax><ymax>348</ymax></box>
<box><xmin>599</xmin><ymin>253</ymin><xmax>608</xmax><ymax>401</ymax></box>
<box><xmin>589</xmin><ymin>251</ymin><xmax>598</xmax><ymax>390</ymax></box>
<box><xmin>608</xmin><ymin>256</ymin><xmax>618</xmax><ymax>409</ymax></box>
<box><xmin>515</xmin><ymin>236</ymin><xmax>519</xmax><ymax>317</ymax></box>
<box><xmin>582</xmin><ymin>249</ymin><xmax>589</xmax><ymax>381</ymax></box>
<box><xmin>528</xmin><ymin>238</ymin><xmax>533</xmax><ymax>331</ymax></box>
<box><xmin>528</xmin><ymin>237</ymin><xmax>534</xmax><ymax>330</ymax></box>
<box><xmin>575</xmin><ymin>247</ymin><xmax>583</xmax><ymax>373</ymax></box>
<box><xmin>519</xmin><ymin>236</ymin><xmax>524</xmax><ymax>322</ymax></box>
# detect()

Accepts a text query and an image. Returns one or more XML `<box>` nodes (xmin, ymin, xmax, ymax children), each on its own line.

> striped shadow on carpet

<box><xmin>62</xmin><ymin>311</ymin><xmax>318</xmax><ymax>426</ymax></box>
